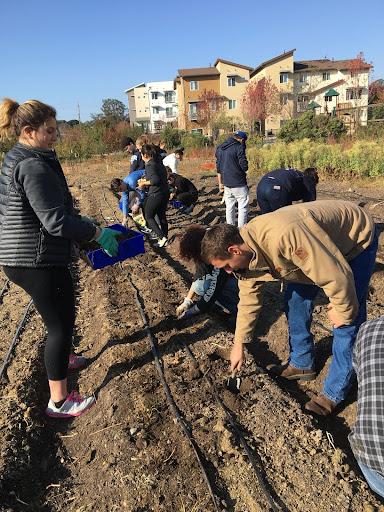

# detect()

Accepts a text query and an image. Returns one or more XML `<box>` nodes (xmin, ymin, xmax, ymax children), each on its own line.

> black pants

<box><xmin>3</xmin><ymin>266</ymin><xmax>75</xmax><ymax>381</ymax></box>
<box><xmin>176</xmin><ymin>191</ymin><xmax>198</xmax><ymax>207</ymax></box>
<box><xmin>144</xmin><ymin>192</ymin><xmax>169</xmax><ymax>239</ymax></box>
<box><xmin>256</xmin><ymin>178</ymin><xmax>291</xmax><ymax>214</ymax></box>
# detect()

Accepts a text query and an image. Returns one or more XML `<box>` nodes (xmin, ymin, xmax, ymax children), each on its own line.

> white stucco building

<box><xmin>125</xmin><ymin>80</ymin><xmax>178</xmax><ymax>133</ymax></box>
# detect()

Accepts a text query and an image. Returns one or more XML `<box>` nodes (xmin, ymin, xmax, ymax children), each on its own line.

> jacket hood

<box><xmin>220</xmin><ymin>137</ymin><xmax>239</xmax><ymax>151</ymax></box>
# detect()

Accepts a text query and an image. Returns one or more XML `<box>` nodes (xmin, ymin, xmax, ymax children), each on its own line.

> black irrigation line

<box><xmin>97</xmin><ymin>183</ymin><xmax>283</xmax><ymax>511</ymax></box>
<box><xmin>95</xmin><ymin>185</ymin><xmax>221</xmax><ymax>511</ymax></box>
<box><xmin>0</xmin><ymin>278</ymin><xmax>10</xmax><ymax>303</ymax></box>
<box><xmin>0</xmin><ymin>300</ymin><xmax>34</xmax><ymax>383</ymax></box>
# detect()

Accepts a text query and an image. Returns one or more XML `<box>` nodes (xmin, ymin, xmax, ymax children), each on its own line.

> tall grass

<box><xmin>247</xmin><ymin>139</ymin><xmax>384</xmax><ymax>178</ymax></box>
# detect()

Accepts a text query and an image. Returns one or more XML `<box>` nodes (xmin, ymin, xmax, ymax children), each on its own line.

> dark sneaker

<box><xmin>305</xmin><ymin>395</ymin><xmax>336</xmax><ymax>416</ymax></box>
<box><xmin>268</xmin><ymin>362</ymin><xmax>316</xmax><ymax>381</ymax></box>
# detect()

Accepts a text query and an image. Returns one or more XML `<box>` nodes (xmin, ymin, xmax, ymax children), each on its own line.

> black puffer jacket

<box><xmin>0</xmin><ymin>143</ymin><xmax>96</xmax><ymax>267</ymax></box>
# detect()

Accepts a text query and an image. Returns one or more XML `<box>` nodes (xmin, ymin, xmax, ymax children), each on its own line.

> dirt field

<box><xmin>0</xmin><ymin>153</ymin><xmax>384</xmax><ymax>512</ymax></box>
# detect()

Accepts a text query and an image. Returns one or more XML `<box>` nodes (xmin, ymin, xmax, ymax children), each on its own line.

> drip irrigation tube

<box><xmin>126</xmin><ymin>270</ymin><xmax>220</xmax><ymax>512</ymax></box>
<box><xmin>0</xmin><ymin>279</ymin><xmax>10</xmax><ymax>303</ymax></box>
<box><xmin>95</xmin><ymin>186</ymin><xmax>220</xmax><ymax>511</ymax></box>
<box><xmin>0</xmin><ymin>300</ymin><xmax>34</xmax><ymax>382</ymax></box>
<box><xmin>180</xmin><ymin>339</ymin><xmax>283</xmax><ymax>512</ymax></box>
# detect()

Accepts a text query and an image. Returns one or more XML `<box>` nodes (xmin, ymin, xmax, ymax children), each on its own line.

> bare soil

<box><xmin>0</xmin><ymin>154</ymin><xmax>383</xmax><ymax>512</ymax></box>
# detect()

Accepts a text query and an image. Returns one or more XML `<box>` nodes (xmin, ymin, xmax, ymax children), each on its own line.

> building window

<box><xmin>280</xmin><ymin>73</ymin><xmax>289</xmax><ymax>84</ymax></box>
<box><xmin>189</xmin><ymin>103</ymin><xmax>197</xmax><ymax>114</ymax></box>
<box><xmin>228</xmin><ymin>99</ymin><xmax>236</xmax><ymax>109</ymax></box>
<box><xmin>299</xmin><ymin>73</ymin><xmax>307</xmax><ymax>83</ymax></box>
<box><xmin>152</xmin><ymin>107</ymin><xmax>159</xmax><ymax>114</ymax></box>
<box><xmin>227</xmin><ymin>76</ymin><xmax>236</xmax><ymax>87</ymax></box>
<box><xmin>190</xmin><ymin>81</ymin><xmax>198</xmax><ymax>91</ymax></box>
<box><xmin>166</xmin><ymin>107</ymin><xmax>173</xmax><ymax>118</ymax></box>
<box><xmin>151</xmin><ymin>92</ymin><xmax>158</xmax><ymax>100</ymax></box>
<box><xmin>298</xmin><ymin>95</ymin><xmax>309</xmax><ymax>103</ymax></box>
<box><xmin>165</xmin><ymin>91</ymin><xmax>174</xmax><ymax>103</ymax></box>
<box><xmin>191</xmin><ymin>128</ymin><xmax>203</xmax><ymax>134</ymax></box>
<box><xmin>323</xmin><ymin>72</ymin><xmax>330</xmax><ymax>81</ymax></box>
<box><xmin>346</xmin><ymin>88</ymin><xmax>362</xmax><ymax>100</ymax></box>
<box><xmin>280</xmin><ymin>93</ymin><xmax>289</xmax><ymax>106</ymax></box>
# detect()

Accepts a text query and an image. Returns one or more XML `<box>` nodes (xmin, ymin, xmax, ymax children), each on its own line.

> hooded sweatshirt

<box><xmin>215</xmin><ymin>137</ymin><xmax>248</xmax><ymax>188</ymax></box>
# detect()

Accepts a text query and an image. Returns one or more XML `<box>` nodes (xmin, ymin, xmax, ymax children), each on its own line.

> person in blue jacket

<box><xmin>256</xmin><ymin>167</ymin><xmax>319</xmax><ymax>214</ymax></box>
<box><xmin>110</xmin><ymin>169</ymin><xmax>146</xmax><ymax>226</ymax></box>
<box><xmin>215</xmin><ymin>130</ymin><xmax>249</xmax><ymax>227</ymax></box>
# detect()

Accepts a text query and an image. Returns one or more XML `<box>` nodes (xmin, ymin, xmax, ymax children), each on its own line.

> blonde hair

<box><xmin>135</xmin><ymin>134</ymin><xmax>150</xmax><ymax>146</ymax></box>
<box><xmin>0</xmin><ymin>98</ymin><xmax>56</xmax><ymax>139</ymax></box>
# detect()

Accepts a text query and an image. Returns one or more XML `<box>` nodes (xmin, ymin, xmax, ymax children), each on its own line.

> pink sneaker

<box><xmin>45</xmin><ymin>390</ymin><xmax>95</xmax><ymax>418</ymax></box>
<box><xmin>68</xmin><ymin>354</ymin><xmax>87</xmax><ymax>371</ymax></box>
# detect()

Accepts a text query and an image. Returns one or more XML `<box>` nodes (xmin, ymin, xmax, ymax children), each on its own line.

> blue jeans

<box><xmin>256</xmin><ymin>178</ymin><xmax>291</xmax><ymax>214</ymax></box>
<box><xmin>357</xmin><ymin>460</ymin><xmax>384</xmax><ymax>498</ymax></box>
<box><xmin>193</xmin><ymin>276</ymin><xmax>239</xmax><ymax>315</ymax></box>
<box><xmin>284</xmin><ymin>230</ymin><xmax>378</xmax><ymax>403</ymax></box>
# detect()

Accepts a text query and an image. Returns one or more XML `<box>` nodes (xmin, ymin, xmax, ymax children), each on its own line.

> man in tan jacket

<box><xmin>201</xmin><ymin>200</ymin><xmax>378</xmax><ymax>416</ymax></box>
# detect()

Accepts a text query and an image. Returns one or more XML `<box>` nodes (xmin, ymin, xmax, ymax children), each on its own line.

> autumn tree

<box><xmin>91</xmin><ymin>98</ymin><xmax>127</xmax><ymax>124</ymax></box>
<box><xmin>196</xmin><ymin>89</ymin><xmax>225</xmax><ymax>137</ymax></box>
<box><xmin>347</xmin><ymin>52</ymin><xmax>371</xmax><ymax>126</ymax></box>
<box><xmin>241</xmin><ymin>77</ymin><xmax>280</xmax><ymax>134</ymax></box>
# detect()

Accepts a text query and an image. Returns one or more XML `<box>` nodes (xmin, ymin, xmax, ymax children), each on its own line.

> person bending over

<box><xmin>177</xmin><ymin>225</ymin><xmax>239</xmax><ymax>319</ymax></box>
<box><xmin>349</xmin><ymin>316</ymin><xmax>384</xmax><ymax>498</ymax></box>
<box><xmin>201</xmin><ymin>200</ymin><xmax>378</xmax><ymax>416</ymax></box>
<box><xmin>163</xmin><ymin>147</ymin><xmax>184</xmax><ymax>174</ymax></box>
<box><xmin>256</xmin><ymin>167</ymin><xmax>319</xmax><ymax>214</ymax></box>
<box><xmin>110</xmin><ymin>171</ymin><xmax>146</xmax><ymax>227</ymax></box>
<box><xmin>138</xmin><ymin>144</ymin><xmax>170</xmax><ymax>247</ymax></box>
<box><xmin>0</xmin><ymin>98</ymin><xmax>120</xmax><ymax>418</ymax></box>
<box><xmin>167</xmin><ymin>168</ymin><xmax>198</xmax><ymax>214</ymax></box>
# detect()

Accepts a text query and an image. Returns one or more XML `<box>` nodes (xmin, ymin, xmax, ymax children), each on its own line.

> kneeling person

<box><xmin>167</xmin><ymin>169</ymin><xmax>198</xmax><ymax>214</ymax></box>
<box><xmin>177</xmin><ymin>225</ymin><xmax>239</xmax><ymax>319</ymax></box>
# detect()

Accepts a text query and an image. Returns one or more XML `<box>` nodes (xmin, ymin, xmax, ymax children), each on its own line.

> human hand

<box><xmin>327</xmin><ymin>303</ymin><xmax>345</xmax><ymax>328</ymax></box>
<box><xmin>96</xmin><ymin>228</ymin><xmax>120</xmax><ymax>257</ymax></box>
<box><xmin>219</xmin><ymin>184</ymin><xmax>224</xmax><ymax>193</ymax></box>
<box><xmin>176</xmin><ymin>297</ymin><xmax>194</xmax><ymax>317</ymax></box>
<box><xmin>122</xmin><ymin>216</ymin><xmax>128</xmax><ymax>227</ymax></box>
<box><xmin>178</xmin><ymin>304</ymin><xmax>200</xmax><ymax>320</ymax></box>
<box><xmin>230</xmin><ymin>343</ymin><xmax>245</xmax><ymax>373</ymax></box>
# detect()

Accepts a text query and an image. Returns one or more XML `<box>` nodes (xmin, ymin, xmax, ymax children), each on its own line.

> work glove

<box><xmin>178</xmin><ymin>304</ymin><xmax>200</xmax><ymax>320</ymax></box>
<box><xmin>176</xmin><ymin>297</ymin><xmax>194</xmax><ymax>317</ymax></box>
<box><xmin>96</xmin><ymin>228</ymin><xmax>120</xmax><ymax>257</ymax></box>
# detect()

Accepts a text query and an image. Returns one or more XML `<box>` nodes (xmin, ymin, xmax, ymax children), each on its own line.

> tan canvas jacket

<box><xmin>234</xmin><ymin>200</ymin><xmax>375</xmax><ymax>345</ymax></box>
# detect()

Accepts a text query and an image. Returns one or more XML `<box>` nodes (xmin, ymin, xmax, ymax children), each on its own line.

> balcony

<box><xmin>188</xmin><ymin>112</ymin><xmax>198</xmax><ymax>121</ymax></box>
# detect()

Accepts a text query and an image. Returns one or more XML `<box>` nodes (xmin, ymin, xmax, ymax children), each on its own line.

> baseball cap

<box><xmin>234</xmin><ymin>130</ymin><xmax>247</xmax><ymax>141</ymax></box>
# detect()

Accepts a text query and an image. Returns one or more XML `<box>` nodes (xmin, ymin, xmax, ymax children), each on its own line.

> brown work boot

<box><xmin>267</xmin><ymin>362</ymin><xmax>316</xmax><ymax>381</ymax></box>
<box><xmin>305</xmin><ymin>394</ymin><xmax>336</xmax><ymax>416</ymax></box>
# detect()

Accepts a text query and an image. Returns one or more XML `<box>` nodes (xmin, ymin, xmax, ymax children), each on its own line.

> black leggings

<box><xmin>144</xmin><ymin>193</ymin><xmax>169</xmax><ymax>239</ymax></box>
<box><xmin>176</xmin><ymin>191</ymin><xmax>198</xmax><ymax>207</ymax></box>
<box><xmin>3</xmin><ymin>266</ymin><xmax>75</xmax><ymax>381</ymax></box>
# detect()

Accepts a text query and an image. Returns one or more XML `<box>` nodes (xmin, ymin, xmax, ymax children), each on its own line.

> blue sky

<box><xmin>2</xmin><ymin>0</ymin><xmax>383</xmax><ymax>121</ymax></box>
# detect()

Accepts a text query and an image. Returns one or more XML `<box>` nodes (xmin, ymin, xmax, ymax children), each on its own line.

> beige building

<box><xmin>250</xmin><ymin>49</ymin><xmax>371</xmax><ymax>133</ymax></box>
<box><xmin>125</xmin><ymin>83</ymin><xmax>150</xmax><ymax>131</ymax></box>
<box><xmin>175</xmin><ymin>59</ymin><xmax>253</xmax><ymax>135</ymax></box>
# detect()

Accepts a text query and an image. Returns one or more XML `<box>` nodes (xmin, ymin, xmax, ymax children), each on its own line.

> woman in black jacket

<box><xmin>0</xmin><ymin>98</ymin><xmax>120</xmax><ymax>418</ymax></box>
<box><xmin>138</xmin><ymin>144</ymin><xmax>170</xmax><ymax>247</ymax></box>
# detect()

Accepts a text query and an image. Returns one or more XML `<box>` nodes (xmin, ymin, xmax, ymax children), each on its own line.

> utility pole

<box><xmin>77</xmin><ymin>102</ymin><xmax>81</xmax><ymax>123</ymax></box>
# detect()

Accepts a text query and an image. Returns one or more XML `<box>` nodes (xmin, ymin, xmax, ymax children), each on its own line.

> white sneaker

<box><xmin>156</xmin><ymin>237</ymin><xmax>168</xmax><ymax>248</ymax></box>
<box><xmin>45</xmin><ymin>390</ymin><xmax>95</xmax><ymax>418</ymax></box>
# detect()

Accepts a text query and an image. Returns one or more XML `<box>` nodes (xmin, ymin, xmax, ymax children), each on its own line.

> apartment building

<box><xmin>250</xmin><ymin>49</ymin><xmax>371</xmax><ymax>133</ymax></box>
<box><xmin>125</xmin><ymin>80</ymin><xmax>178</xmax><ymax>133</ymax></box>
<box><xmin>175</xmin><ymin>59</ymin><xmax>253</xmax><ymax>135</ymax></box>
<box><xmin>125</xmin><ymin>83</ymin><xmax>150</xmax><ymax>131</ymax></box>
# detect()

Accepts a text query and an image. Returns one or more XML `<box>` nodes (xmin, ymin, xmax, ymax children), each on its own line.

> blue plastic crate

<box><xmin>170</xmin><ymin>199</ymin><xmax>183</xmax><ymax>209</ymax></box>
<box><xmin>86</xmin><ymin>224</ymin><xmax>145</xmax><ymax>270</ymax></box>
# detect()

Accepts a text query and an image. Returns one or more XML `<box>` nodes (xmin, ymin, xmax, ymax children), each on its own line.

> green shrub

<box><xmin>248</xmin><ymin>139</ymin><xmax>384</xmax><ymax>178</ymax></box>
<box><xmin>279</xmin><ymin>111</ymin><xmax>347</xmax><ymax>142</ymax></box>
<box><xmin>181</xmin><ymin>132</ymin><xmax>210</xmax><ymax>148</ymax></box>
<box><xmin>160</xmin><ymin>125</ymin><xmax>182</xmax><ymax>149</ymax></box>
